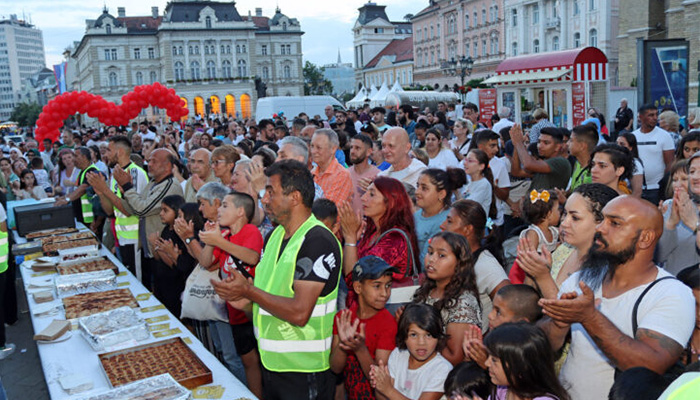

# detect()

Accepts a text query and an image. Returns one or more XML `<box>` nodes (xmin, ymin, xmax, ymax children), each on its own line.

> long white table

<box><xmin>15</xmin><ymin>227</ymin><xmax>257</xmax><ymax>400</ymax></box>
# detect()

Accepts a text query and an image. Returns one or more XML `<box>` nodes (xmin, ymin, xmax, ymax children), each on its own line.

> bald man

<box><xmin>377</xmin><ymin>127</ymin><xmax>426</xmax><ymax>189</ymax></box>
<box><xmin>184</xmin><ymin>148</ymin><xmax>218</xmax><ymax>202</ymax></box>
<box><xmin>538</xmin><ymin>196</ymin><xmax>695</xmax><ymax>400</ymax></box>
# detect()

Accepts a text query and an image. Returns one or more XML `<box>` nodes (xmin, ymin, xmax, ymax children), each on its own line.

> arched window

<box><xmin>172</xmin><ymin>46</ymin><xmax>177</xmax><ymax>56</ymax></box>
<box><xmin>188</xmin><ymin>46</ymin><xmax>193</xmax><ymax>55</ymax></box>
<box><xmin>211</xmin><ymin>46</ymin><xmax>215</xmax><ymax>54</ymax></box>
<box><xmin>553</xmin><ymin>36</ymin><xmax>560</xmax><ymax>51</ymax></box>
<box><xmin>226</xmin><ymin>45</ymin><xmax>231</xmax><ymax>54</ymax></box>
<box><xmin>262</xmin><ymin>66</ymin><xmax>269</xmax><ymax>79</ymax></box>
<box><xmin>236</xmin><ymin>45</ymin><xmax>241</xmax><ymax>54</ymax></box>
<box><xmin>204</xmin><ymin>46</ymin><xmax>210</xmax><ymax>55</ymax></box>
<box><xmin>237</xmin><ymin>60</ymin><xmax>247</xmax><ymax>77</ymax></box>
<box><xmin>512</xmin><ymin>42</ymin><xmax>518</xmax><ymax>56</ymax></box>
<box><xmin>221</xmin><ymin>45</ymin><xmax>225</xmax><ymax>54</ymax></box>
<box><xmin>178</xmin><ymin>46</ymin><xmax>183</xmax><ymax>55</ymax></box>
<box><xmin>533</xmin><ymin>4</ymin><xmax>539</xmax><ymax>24</ymax></box>
<box><xmin>574</xmin><ymin>32</ymin><xmax>581</xmax><ymax>47</ymax></box>
<box><xmin>108</xmin><ymin>72</ymin><xmax>118</xmax><ymax>87</ymax></box>
<box><xmin>589</xmin><ymin>29</ymin><xmax>598</xmax><ymax>47</ymax></box>
<box><xmin>465</xmin><ymin>14</ymin><xmax>470</xmax><ymax>29</ymax></box>
<box><xmin>283</xmin><ymin>22</ymin><xmax>287</xmax><ymax>31</ymax></box>
<box><xmin>106</xmin><ymin>24</ymin><xmax>111</xmax><ymax>34</ymax></box>
<box><xmin>533</xmin><ymin>39</ymin><xmax>540</xmax><ymax>53</ymax></box>
<box><xmin>136</xmin><ymin>72</ymin><xmax>143</xmax><ymax>85</ymax></box>
<box><xmin>194</xmin><ymin>45</ymin><xmax>199</xmax><ymax>55</ymax></box>
<box><xmin>174</xmin><ymin>62</ymin><xmax>184</xmax><ymax>81</ymax></box>
<box><xmin>190</xmin><ymin>61</ymin><xmax>201</xmax><ymax>80</ymax></box>
<box><xmin>473</xmin><ymin>11</ymin><xmax>477</xmax><ymax>27</ymax></box>
<box><xmin>494</xmin><ymin>6</ymin><xmax>499</xmax><ymax>21</ymax></box>
<box><xmin>150</xmin><ymin>71</ymin><xmax>157</xmax><ymax>84</ymax></box>
<box><xmin>283</xmin><ymin>65</ymin><xmax>291</xmax><ymax>79</ymax></box>
<box><xmin>222</xmin><ymin>60</ymin><xmax>232</xmax><ymax>78</ymax></box>
<box><xmin>242</xmin><ymin>44</ymin><xmax>247</xmax><ymax>53</ymax></box>
<box><xmin>205</xmin><ymin>16</ymin><xmax>212</xmax><ymax>28</ymax></box>
<box><xmin>206</xmin><ymin>60</ymin><xmax>216</xmax><ymax>79</ymax></box>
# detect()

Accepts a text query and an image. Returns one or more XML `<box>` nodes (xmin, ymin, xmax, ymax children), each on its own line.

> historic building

<box><xmin>411</xmin><ymin>0</ymin><xmax>505</xmax><ymax>89</ymax></box>
<box><xmin>70</xmin><ymin>1</ymin><xmax>304</xmax><ymax>121</ymax></box>
<box><xmin>0</xmin><ymin>15</ymin><xmax>46</xmax><ymax>121</ymax></box>
<box><xmin>353</xmin><ymin>2</ymin><xmax>413</xmax><ymax>90</ymax></box>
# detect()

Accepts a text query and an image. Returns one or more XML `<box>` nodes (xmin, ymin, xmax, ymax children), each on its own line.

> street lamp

<box><xmin>441</xmin><ymin>56</ymin><xmax>474</xmax><ymax>100</ymax></box>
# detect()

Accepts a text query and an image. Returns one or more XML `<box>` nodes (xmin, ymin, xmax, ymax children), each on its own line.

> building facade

<box><xmin>323</xmin><ymin>52</ymin><xmax>356</xmax><ymax>96</ymax></box>
<box><xmin>353</xmin><ymin>2</ymin><xmax>413</xmax><ymax>89</ymax></box>
<box><xmin>71</xmin><ymin>1</ymin><xmax>304</xmax><ymax>121</ymax></box>
<box><xmin>411</xmin><ymin>0</ymin><xmax>505</xmax><ymax>89</ymax></box>
<box><xmin>19</xmin><ymin>68</ymin><xmax>57</xmax><ymax>106</ymax></box>
<box><xmin>504</xmin><ymin>0</ymin><xmax>619</xmax><ymax>85</ymax></box>
<box><xmin>0</xmin><ymin>15</ymin><xmax>46</xmax><ymax>121</ymax></box>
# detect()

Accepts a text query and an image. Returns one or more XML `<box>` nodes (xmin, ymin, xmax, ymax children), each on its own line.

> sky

<box><xmin>4</xmin><ymin>0</ymin><xmax>426</xmax><ymax>68</ymax></box>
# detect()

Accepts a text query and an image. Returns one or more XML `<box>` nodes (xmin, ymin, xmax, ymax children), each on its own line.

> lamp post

<box><xmin>442</xmin><ymin>56</ymin><xmax>474</xmax><ymax>101</ymax></box>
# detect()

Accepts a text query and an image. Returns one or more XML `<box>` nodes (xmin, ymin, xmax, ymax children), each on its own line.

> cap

<box><xmin>27</xmin><ymin>149</ymin><xmax>40</xmax><ymax>157</ymax></box>
<box><xmin>351</xmin><ymin>255</ymin><xmax>397</xmax><ymax>282</ymax></box>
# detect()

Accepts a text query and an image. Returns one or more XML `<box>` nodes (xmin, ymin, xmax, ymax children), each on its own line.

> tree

<box><xmin>10</xmin><ymin>102</ymin><xmax>42</xmax><ymax>127</ymax></box>
<box><xmin>404</xmin><ymin>14</ymin><xmax>414</xmax><ymax>21</ymax></box>
<box><xmin>303</xmin><ymin>61</ymin><xmax>333</xmax><ymax>95</ymax></box>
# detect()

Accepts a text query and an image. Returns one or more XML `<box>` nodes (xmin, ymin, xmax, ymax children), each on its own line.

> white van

<box><xmin>255</xmin><ymin>96</ymin><xmax>345</xmax><ymax>122</ymax></box>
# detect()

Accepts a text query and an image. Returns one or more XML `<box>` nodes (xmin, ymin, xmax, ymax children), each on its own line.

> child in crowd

<box><xmin>30</xmin><ymin>157</ymin><xmax>52</xmax><ymax>194</ymax></box>
<box><xmin>312</xmin><ymin>198</ymin><xmax>340</xmax><ymax>239</ymax></box>
<box><xmin>463</xmin><ymin>149</ymin><xmax>497</xmax><ymax>219</ymax></box>
<box><xmin>484</xmin><ymin>323</ymin><xmax>570</xmax><ymax>400</ymax></box>
<box><xmin>330</xmin><ymin>255</ymin><xmax>398</xmax><ymax>400</ymax></box>
<box><xmin>519</xmin><ymin>189</ymin><xmax>560</xmax><ymax>253</ymax></box>
<box><xmin>463</xmin><ymin>285</ymin><xmax>543</xmax><ymax>369</ymax></box>
<box><xmin>198</xmin><ymin>191</ymin><xmax>263</xmax><ymax>399</ymax></box>
<box><xmin>414</xmin><ymin>231</ymin><xmax>481</xmax><ymax>365</ymax></box>
<box><xmin>370</xmin><ymin>303</ymin><xmax>453</xmax><ymax>400</ymax></box>
<box><xmin>443</xmin><ymin>362</ymin><xmax>493</xmax><ymax>400</ymax></box>
<box><xmin>14</xmin><ymin>169</ymin><xmax>46</xmax><ymax>200</ymax></box>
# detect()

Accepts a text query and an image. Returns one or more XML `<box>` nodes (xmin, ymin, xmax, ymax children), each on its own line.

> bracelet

<box><xmin>344</xmin><ymin>242</ymin><xmax>357</xmax><ymax>247</ymax></box>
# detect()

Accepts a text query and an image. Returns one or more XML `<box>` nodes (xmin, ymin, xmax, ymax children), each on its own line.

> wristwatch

<box><xmin>185</xmin><ymin>237</ymin><xmax>196</xmax><ymax>245</ymax></box>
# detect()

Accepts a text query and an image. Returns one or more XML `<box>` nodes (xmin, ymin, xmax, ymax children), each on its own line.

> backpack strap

<box><xmin>631</xmin><ymin>276</ymin><xmax>676</xmax><ymax>335</ymax></box>
<box><xmin>373</xmin><ymin>228</ymin><xmax>419</xmax><ymax>281</ymax></box>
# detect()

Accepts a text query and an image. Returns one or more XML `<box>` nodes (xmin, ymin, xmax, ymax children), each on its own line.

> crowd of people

<box><xmin>0</xmin><ymin>98</ymin><xmax>698</xmax><ymax>400</ymax></box>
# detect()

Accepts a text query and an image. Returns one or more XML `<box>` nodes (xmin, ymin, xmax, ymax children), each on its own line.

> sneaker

<box><xmin>0</xmin><ymin>344</ymin><xmax>15</xmax><ymax>360</ymax></box>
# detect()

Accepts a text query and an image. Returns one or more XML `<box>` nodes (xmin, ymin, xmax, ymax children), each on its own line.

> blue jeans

<box><xmin>208</xmin><ymin>320</ymin><xmax>247</xmax><ymax>385</ymax></box>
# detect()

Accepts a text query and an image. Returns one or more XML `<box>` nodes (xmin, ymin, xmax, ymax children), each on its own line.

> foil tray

<box><xmin>78</xmin><ymin>307</ymin><xmax>149</xmax><ymax>352</ymax></box>
<box><xmin>76</xmin><ymin>374</ymin><xmax>191</xmax><ymax>400</ymax></box>
<box><xmin>55</xmin><ymin>270</ymin><xmax>117</xmax><ymax>298</ymax></box>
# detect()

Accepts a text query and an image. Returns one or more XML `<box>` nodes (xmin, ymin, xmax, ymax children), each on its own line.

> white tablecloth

<box><xmin>14</xmin><ymin>227</ymin><xmax>257</xmax><ymax>400</ymax></box>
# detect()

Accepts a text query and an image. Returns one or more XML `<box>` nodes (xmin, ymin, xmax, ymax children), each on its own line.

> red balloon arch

<box><xmin>35</xmin><ymin>82</ymin><xmax>189</xmax><ymax>150</ymax></box>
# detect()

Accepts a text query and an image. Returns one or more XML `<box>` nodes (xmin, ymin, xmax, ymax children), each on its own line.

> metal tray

<box><xmin>79</xmin><ymin>307</ymin><xmax>149</xmax><ymax>351</ymax></box>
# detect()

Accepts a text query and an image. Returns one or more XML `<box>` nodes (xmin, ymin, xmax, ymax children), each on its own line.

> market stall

<box><xmin>14</xmin><ymin>224</ymin><xmax>256</xmax><ymax>400</ymax></box>
<box><xmin>482</xmin><ymin>46</ymin><xmax>608</xmax><ymax>130</ymax></box>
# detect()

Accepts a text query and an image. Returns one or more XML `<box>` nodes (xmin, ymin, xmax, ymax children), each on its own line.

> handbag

<box><xmin>180</xmin><ymin>263</ymin><xmax>229</xmax><ymax>322</ymax></box>
<box><xmin>373</xmin><ymin>228</ymin><xmax>421</xmax><ymax>305</ymax></box>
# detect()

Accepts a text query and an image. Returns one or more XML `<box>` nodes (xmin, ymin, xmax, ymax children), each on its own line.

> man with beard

<box><xmin>538</xmin><ymin>196</ymin><xmax>695</xmax><ymax>400</ymax></box>
<box><xmin>348</xmin><ymin>134</ymin><xmax>379</xmax><ymax>215</ymax></box>
<box><xmin>212</xmin><ymin>160</ymin><xmax>341</xmax><ymax>400</ymax></box>
<box><xmin>256</xmin><ymin>119</ymin><xmax>277</xmax><ymax>147</ymax></box>
<box><xmin>397</xmin><ymin>105</ymin><xmax>416</xmax><ymax>144</ymax></box>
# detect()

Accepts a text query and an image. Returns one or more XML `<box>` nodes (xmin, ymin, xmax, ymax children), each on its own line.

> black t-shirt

<box><xmin>267</xmin><ymin>225</ymin><xmax>341</xmax><ymax>297</ymax></box>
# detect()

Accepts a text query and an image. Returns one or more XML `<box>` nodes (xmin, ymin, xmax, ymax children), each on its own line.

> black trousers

<box><xmin>262</xmin><ymin>368</ymin><xmax>335</xmax><ymax>400</ymax></box>
<box><xmin>0</xmin><ymin>271</ymin><xmax>6</xmax><ymax>346</ymax></box>
<box><xmin>3</xmin><ymin>256</ymin><xmax>16</xmax><ymax>325</ymax></box>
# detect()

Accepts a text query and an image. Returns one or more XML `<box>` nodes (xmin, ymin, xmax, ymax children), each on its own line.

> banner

<box><xmin>478</xmin><ymin>89</ymin><xmax>496</xmax><ymax>126</ymax></box>
<box><xmin>641</xmin><ymin>40</ymin><xmax>689</xmax><ymax>117</ymax></box>
<box><xmin>572</xmin><ymin>82</ymin><xmax>586</xmax><ymax>126</ymax></box>
<box><xmin>53</xmin><ymin>62</ymin><xmax>67</xmax><ymax>94</ymax></box>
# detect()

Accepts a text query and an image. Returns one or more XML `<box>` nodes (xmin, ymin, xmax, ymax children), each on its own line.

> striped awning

<box><xmin>483</xmin><ymin>68</ymin><xmax>572</xmax><ymax>85</ymax></box>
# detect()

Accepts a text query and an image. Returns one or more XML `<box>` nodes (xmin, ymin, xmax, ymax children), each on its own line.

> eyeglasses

<box><xmin>210</xmin><ymin>159</ymin><xmax>228</xmax><ymax>166</ymax></box>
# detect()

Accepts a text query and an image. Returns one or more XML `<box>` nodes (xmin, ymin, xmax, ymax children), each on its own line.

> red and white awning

<box><xmin>483</xmin><ymin>47</ymin><xmax>608</xmax><ymax>86</ymax></box>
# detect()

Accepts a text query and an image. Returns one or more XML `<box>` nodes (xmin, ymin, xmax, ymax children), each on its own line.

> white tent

<box><xmin>345</xmin><ymin>86</ymin><xmax>369</xmax><ymax>109</ymax></box>
<box><xmin>390</xmin><ymin>80</ymin><xmax>404</xmax><ymax>93</ymax></box>
<box><xmin>370</xmin><ymin>82</ymin><xmax>391</xmax><ymax>107</ymax></box>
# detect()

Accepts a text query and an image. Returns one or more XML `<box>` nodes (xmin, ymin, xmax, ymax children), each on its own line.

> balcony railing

<box><xmin>545</xmin><ymin>17</ymin><xmax>560</xmax><ymax>29</ymax></box>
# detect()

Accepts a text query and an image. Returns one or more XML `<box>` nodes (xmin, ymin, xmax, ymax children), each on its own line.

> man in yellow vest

<box><xmin>0</xmin><ymin>203</ymin><xmax>12</xmax><ymax>361</ymax></box>
<box><xmin>87</xmin><ymin>136</ymin><xmax>148</xmax><ymax>280</ymax></box>
<box><xmin>212</xmin><ymin>159</ymin><xmax>342</xmax><ymax>400</ymax></box>
<box><xmin>55</xmin><ymin>147</ymin><xmax>100</xmax><ymax>229</ymax></box>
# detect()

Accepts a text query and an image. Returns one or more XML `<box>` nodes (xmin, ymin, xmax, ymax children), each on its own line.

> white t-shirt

<box><xmin>428</xmin><ymin>148</ymin><xmax>461</xmax><ymax>170</ymax></box>
<box><xmin>558</xmin><ymin>268</ymin><xmax>695</xmax><ymax>400</ymax></box>
<box><xmin>492</xmin><ymin>118</ymin><xmax>514</xmax><ymax>135</ymax></box>
<box><xmin>378</xmin><ymin>158</ymin><xmax>427</xmax><ymax>189</ymax></box>
<box><xmin>489</xmin><ymin>157</ymin><xmax>511</xmax><ymax>226</ymax></box>
<box><xmin>388</xmin><ymin>348</ymin><xmax>452</xmax><ymax>399</ymax></box>
<box><xmin>463</xmin><ymin>177</ymin><xmax>492</xmax><ymax>217</ymax></box>
<box><xmin>449</xmin><ymin>138</ymin><xmax>471</xmax><ymax>158</ymax></box>
<box><xmin>475</xmin><ymin>249</ymin><xmax>507</xmax><ymax>330</ymax></box>
<box><xmin>141</xmin><ymin>130</ymin><xmax>156</xmax><ymax>141</ymax></box>
<box><xmin>632</xmin><ymin>127</ymin><xmax>674</xmax><ymax>189</ymax></box>
<box><xmin>0</xmin><ymin>203</ymin><xmax>6</xmax><ymax>223</ymax></box>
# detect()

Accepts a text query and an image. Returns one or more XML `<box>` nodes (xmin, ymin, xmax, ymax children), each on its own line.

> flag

<box><xmin>53</xmin><ymin>62</ymin><xmax>67</xmax><ymax>94</ymax></box>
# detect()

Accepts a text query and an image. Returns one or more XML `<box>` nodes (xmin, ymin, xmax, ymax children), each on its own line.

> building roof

<box><xmin>364</xmin><ymin>37</ymin><xmax>413</xmax><ymax>69</ymax></box>
<box><xmin>241</xmin><ymin>16</ymin><xmax>270</xmax><ymax>30</ymax></box>
<box><xmin>357</xmin><ymin>3</ymin><xmax>389</xmax><ymax>25</ymax></box>
<box><xmin>411</xmin><ymin>2</ymin><xmax>440</xmax><ymax>20</ymax></box>
<box><xmin>165</xmin><ymin>1</ymin><xmax>243</xmax><ymax>23</ymax></box>
<box><xmin>117</xmin><ymin>16</ymin><xmax>163</xmax><ymax>33</ymax></box>
<box><xmin>495</xmin><ymin>47</ymin><xmax>608</xmax><ymax>74</ymax></box>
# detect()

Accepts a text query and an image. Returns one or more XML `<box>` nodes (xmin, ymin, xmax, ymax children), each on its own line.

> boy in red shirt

<box><xmin>199</xmin><ymin>191</ymin><xmax>263</xmax><ymax>398</ymax></box>
<box><xmin>330</xmin><ymin>255</ymin><xmax>398</xmax><ymax>399</ymax></box>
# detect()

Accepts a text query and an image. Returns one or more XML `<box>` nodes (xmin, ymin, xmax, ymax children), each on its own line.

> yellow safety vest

<box><xmin>110</xmin><ymin>163</ymin><xmax>148</xmax><ymax>244</ymax></box>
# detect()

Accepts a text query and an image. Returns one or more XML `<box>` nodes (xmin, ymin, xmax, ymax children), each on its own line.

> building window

<box><xmin>172</xmin><ymin>46</ymin><xmax>177</xmax><ymax>56</ymax></box>
<box><xmin>552</xmin><ymin>2</ymin><xmax>558</xmax><ymax>18</ymax></box>
<box><xmin>221</xmin><ymin>45</ymin><xmax>225</xmax><ymax>54</ymax></box>
<box><xmin>242</xmin><ymin>44</ymin><xmax>247</xmax><ymax>53</ymax></box>
<box><xmin>104</xmin><ymin>49</ymin><xmax>110</xmax><ymax>60</ymax></box>
<box><xmin>482</xmin><ymin>40</ymin><xmax>487</xmax><ymax>56</ymax></box>
<box><xmin>261</xmin><ymin>45</ymin><xmax>267</xmax><ymax>55</ymax></box>
<box><xmin>533</xmin><ymin>4</ymin><xmax>539</xmax><ymax>24</ymax></box>
<box><xmin>148</xmin><ymin>48</ymin><xmax>154</xmax><ymax>59</ymax></box>
<box><xmin>589</xmin><ymin>0</ymin><xmax>596</xmax><ymax>11</ymax></box>
<box><xmin>574</xmin><ymin>32</ymin><xmax>581</xmax><ymax>47</ymax></box>
<box><xmin>533</xmin><ymin>39</ymin><xmax>540</xmax><ymax>53</ymax></box>
<box><xmin>283</xmin><ymin>65</ymin><xmax>291</xmax><ymax>79</ymax></box>
<box><xmin>174</xmin><ymin>61</ymin><xmax>184</xmax><ymax>81</ymax></box>
<box><xmin>226</xmin><ymin>45</ymin><xmax>231</xmax><ymax>54</ymax></box>
<box><xmin>574</xmin><ymin>0</ymin><xmax>580</xmax><ymax>15</ymax></box>
<box><xmin>430</xmin><ymin>25</ymin><xmax>434</xmax><ymax>38</ymax></box>
<box><xmin>494</xmin><ymin>6</ymin><xmax>498</xmax><ymax>21</ymax></box>
<box><xmin>262</xmin><ymin>66</ymin><xmax>269</xmax><ymax>79</ymax></box>
<box><xmin>512</xmin><ymin>42</ymin><xmax>518</xmax><ymax>56</ymax></box>
<box><xmin>106</xmin><ymin>24</ymin><xmax>111</xmax><ymax>34</ymax></box>
<box><xmin>512</xmin><ymin>9</ymin><xmax>517</xmax><ymax>27</ymax></box>
<box><xmin>482</xmin><ymin>9</ymin><xmax>486</xmax><ymax>25</ymax></box>
<box><xmin>473</xmin><ymin>41</ymin><xmax>478</xmax><ymax>58</ymax></box>
<box><xmin>473</xmin><ymin>11</ymin><xmax>477</xmax><ymax>27</ymax></box>
<box><xmin>108</xmin><ymin>72</ymin><xmax>118</xmax><ymax>87</ymax></box>
<box><xmin>283</xmin><ymin>22</ymin><xmax>287</xmax><ymax>31</ymax></box>
<box><xmin>553</xmin><ymin>36</ymin><xmax>560</xmax><ymax>51</ymax></box>
<box><xmin>423</xmin><ymin>27</ymin><xmax>427</xmax><ymax>39</ymax></box>
<box><xmin>194</xmin><ymin>45</ymin><xmax>199</xmax><ymax>55</ymax></box>
<box><xmin>237</xmin><ymin>60</ymin><xmax>247</xmax><ymax>77</ymax></box>
<box><xmin>222</xmin><ymin>60</ymin><xmax>232</xmax><ymax>78</ymax></box>
<box><xmin>191</xmin><ymin>61</ymin><xmax>201</xmax><ymax>80</ymax></box>
<box><xmin>111</xmin><ymin>49</ymin><xmax>117</xmax><ymax>60</ymax></box>
<box><xmin>589</xmin><ymin>29</ymin><xmax>598</xmax><ymax>47</ymax></box>
<box><xmin>150</xmin><ymin>71</ymin><xmax>157</xmax><ymax>83</ymax></box>
<box><xmin>136</xmin><ymin>72</ymin><xmax>143</xmax><ymax>85</ymax></box>
<box><xmin>374</xmin><ymin>28</ymin><xmax>384</xmax><ymax>33</ymax></box>
<box><xmin>236</xmin><ymin>45</ymin><xmax>240</xmax><ymax>54</ymax></box>
<box><xmin>465</xmin><ymin>43</ymin><xmax>470</xmax><ymax>58</ymax></box>
<box><xmin>206</xmin><ymin>60</ymin><xmax>216</xmax><ymax>79</ymax></box>
<box><xmin>205</xmin><ymin>46</ymin><xmax>210</xmax><ymax>55</ymax></box>
<box><xmin>437</xmin><ymin>23</ymin><xmax>440</xmax><ymax>37</ymax></box>
<box><xmin>178</xmin><ymin>46</ymin><xmax>183</xmax><ymax>55</ymax></box>
<box><xmin>205</xmin><ymin>16</ymin><xmax>212</xmax><ymax>28</ymax></box>
<box><xmin>465</xmin><ymin>14</ymin><xmax>470</xmax><ymax>29</ymax></box>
